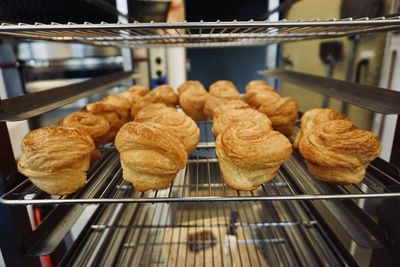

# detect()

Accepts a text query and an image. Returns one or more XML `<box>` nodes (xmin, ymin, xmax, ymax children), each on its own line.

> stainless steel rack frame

<box><xmin>2</xmin><ymin>121</ymin><xmax>400</xmax><ymax>205</ymax></box>
<box><xmin>1</xmin><ymin>17</ymin><xmax>400</xmax><ymax>47</ymax></box>
<box><xmin>60</xmin><ymin>201</ymin><xmax>343</xmax><ymax>267</ymax></box>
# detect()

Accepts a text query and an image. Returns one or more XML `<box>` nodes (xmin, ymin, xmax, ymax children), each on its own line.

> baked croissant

<box><xmin>117</xmin><ymin>90</ymin><xmax>142</xmax><ymax>107</ymax></box>
<box><xmin>258</xmin><ymin>95</ymin><xmax>298</xmax><ymax>136</ymax></box>
<box><xmin>178</xmin><ymin>81</ymin><xmax>209</xmax><ymax>121</ymax></box>
<box><xmin>149</xmin><ymin>111</ymin><xmax>200</xmax><ymax>153</ymax></box>
<box><xmin>216</xmin><ymin>121</ymin><xmax>292</xmax><ymax>191</ymax></box>
<box><xmin>246</xmin><ymin>80</ymin><xmax>274</xmax><ymax>91</ymax></box>
<box><xmin>18</xmin><ymin>126</ymin><xmax>95</xmax><ymax>195</ymax></box>
<box><xmin>149</xmin><ymin>84</ymin><xmax>178</xmax><ymax>107</ymax></box>
<box><xmin>102</xmin><ymin>95</ymin><xmax>131</xmax><ymax>120</ymax></box>
<box><xmin>246</xmin><ymin>86</ymin><xmax>277</xmax><ymax>108</ymax></box>
<box><xmin>115</xmin><ymin>122</ymin><xmax>187</xmax><ymax>192</ymax></box>
<box><xmin>204</xmin><ymin>80</ymin><xmax>242</xmax><ymax>117</ymax></box>
<box><xmin>293</xmin><ymin>108</ymin><xmax>347</xmax><ymax>149</ymax></box>
<box><xmin>127</xmin><ymin>85</ymin><xmax>149</xmax><ymax>96</ymax></box>
<box><xmin>212</xmin><ymin>108</ymin><xmax>271</xmax><ymax>136</ymax></box>
<box><xmin>59</xmin><ymin>111</ymin><xmax>110</xmax><ymax>146</ymax></box>
<box><xmin>213</xmin><ymin>100</ymin><xmax>249</xmax><ymax>118</ymax></box>
<box><xmin>135</xmin><ymin>103</ymin><xmax>176</xmax><ymax>122</ymax></box>
<box><xmin>85</xmin><ymin>101</ymin><xmax>128</xmax><ymax>144</ymax></box>
<box><xmin>299</xmin><ymin>120</ymin><xmax>381</xmax><ymax>184</ymax></box>
<box><xmin>131</xmin><ymin>93</ymin><xmax>163</xmax><ymax>117</ymax></box>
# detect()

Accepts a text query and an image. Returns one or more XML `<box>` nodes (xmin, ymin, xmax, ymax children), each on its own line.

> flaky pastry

<box><xmin>178</xmin><ymin>81</ymin><xmax>209</xmax><ymax>121</ymax></box>
<box><xmin>213</xmin><ymin>100</ymin><xmax>249</xmax><ymax>118</ymax></box>
<box><xmin>212</xmin><ymin>108</ymin><xmax>271</xmax><ymax>136</ymax></box>
<box><xmin>299</xmin><ymin>120</ymin><xmax>381</xmax><ymax>184</ymax></box>
<box><xmin>115</xmin><ymin>122</ymin><xmax>187</xmax><ymax>191</ymax></box>
<box><xmin>59</xmin><ymin>111</ymin><xmax>110</xmax><ymax>146</ymax></box>
<box><xmin>135</xmin><ymin>103</ymin><xmax>176</xmax><ymax>122</ymax></box>
<box><xmin>293</xmin><ymin>108</ymin><xmax>347</xmax><ymax>149</ymax></box>
<box><xmin>18</xmin><ymin>126</ymin><xmax>95</xmax><ymax>195</ymax></box>
<box><xmin>204</xmin><ymin>80</ymin><xmax>242</xmax><ymax>117</ymax></box>
<box><xmin>216</xmin><ymin>121</ymin><xmax>292</xmax><ymax>191</ymax></box>
<box><xmin>149</xmin><ymin>111</ymin><xmax>200</xmax><ymax>153</ymax></box>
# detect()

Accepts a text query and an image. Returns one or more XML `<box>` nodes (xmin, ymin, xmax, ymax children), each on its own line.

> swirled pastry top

<box><xmin>131</xmin><ymin>93</ymin><xmax>164</xmax><ymax>117</ymax></box>
<box><xmin>135</xmin><ymin>103</ymin><xmax>177</xmax><ymax>122</ymax></box>
<box><xmin>178</xmin><ymin>81</ymin><xmax>209</xmax><ymax>120</ymax></box>
<box><xmin>59</xmin><ymin>111</ymin><xmax>110</xmax><ymax>143</ymax></box>
<box><xmin>299</xmin><ymin>120</ymin><xmax>381</xmax><ymax>168</ymax></box>
<box><xmin>293</xmin><ymin>108</ymin><xmax>347</xmax><ymax>148</ymax></box>
<box><xmin>258</xmin><ymin>96</ymin><xmax>298</xmax><ymax>125</ymax></box>
<box><xmin>246</xmin><ymin>87</ymin><xmax>278</xmax><ymax>108</ymax></box>
<box><xmin>213</xmin><ymin>100</ymin><xmax>249</xmax><ymax>117</ymax></box>
<box><xmin>216</xmin><ymin>121</ymin><xmax>292</xmax><ymax>168</ymax></box>
<box><xmin>86</xmin><ymin>101</ymin><xmax>126</xmax><ymax>125</ymax></box>
<box><xmin>148</xmin><ymin>111</ymin><xmax>200</xmax><ymax>153</ymax></box>
<box><xmin>212</xmin><ymin>108</ymin><xmax>271</xmax><ymax>136</ymax></box>
<box><xmin>178</xmin><ymin>80</ymin><xmax>206</xmax><ymax>96</ymax></box>
<box><xmin>115</xmin><ymin>122</ymin><xmax>187</xmax><ymax>174</ymax></box>
<box><xmin>149</xmin><ymin>84</ymin><xmax>178</xmax><ymax>107</ymax></box>
<box><xmin>102</xmin><ymin>95</ymin><xmax>131</xmax><ymax>118</ymax></box>
<box><xmin>127</xmin><ymin>85</ymin><xmax>149</xmax><ymax>96</ymax></box>
<box><xmin>245</xmin><ymin>80</ymin><xmax>274</xmax><ymax>93</ymax></box>
<box><xmin>18</xmin><ymin>126</ymin><xmax>95</xmax><ymax>174</ymax></box>
<box><xmin>209</xmin><ymin>80</ymin><xmax>241</xmax><ymax>99</ymax></box>
<box><xmin>117</xmin><ymin>90</ymin><xmax>143</xmax><ymax>106</ymax></box>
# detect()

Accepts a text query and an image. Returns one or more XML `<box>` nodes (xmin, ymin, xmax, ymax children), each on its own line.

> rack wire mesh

<box><xmin>63</xmin><ymin>200</ymin><xmax>339</xmax><ymax>267</ymax></box>
<box><xmin>1</xmin><ymin>16</ymin><xmax>400</xmax><ymax>47</ymax></box>
<box><xmin>2</xmin><ymin>121</ymin><xmax>400</xmax><ymax>205</ymax></box>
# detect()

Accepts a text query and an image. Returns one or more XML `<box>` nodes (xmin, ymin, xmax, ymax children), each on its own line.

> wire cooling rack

<box><xmin>0</xmin><ymin>17</ymin><xmax>400</xmax><ymax>47</ymax></box>
<box><xmin>2</xmin><ymin>121</ymin><xmax>400</xmax><ymax>205</ymax></box>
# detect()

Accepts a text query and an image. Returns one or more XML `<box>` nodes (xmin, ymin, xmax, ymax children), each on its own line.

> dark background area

<box><xmin>185</xmin><ymin>0</ymin><xmax>270</xmax><ymax>92</ymax></box>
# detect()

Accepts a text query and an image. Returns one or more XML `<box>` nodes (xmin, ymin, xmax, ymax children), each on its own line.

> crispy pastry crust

<box><xmin>299</xmin><ymin>120</ymin><xmax>381</xmax><ymax>184</ymax></box>
<box><xmin>178</xmin><ymin>81</ymin><xmax>209</xmax><ymax>121</ymax></box>
<box><xmin>59</xmin><ymin>111</ymin><xmax>110</xmax><ymax>146</ymax></box>
<box><xmin>216</xmin><ymin>121</ymin><xmax>292</xmax><ymax>191</ymax></box>
<box><xmin>115</xmin><ymin>122</ymin><xmax>187</xmax><ymax>191</ymax></box>
<box><xmin>18</xmin><ymin>126</ymin><xmax>95</xmax><ymax>195</ymax></box>
<box><xmin>149</xmin><ymin>111</ymin><xmax>200</xmax><ymax>153</ymax></box>
<box><xmin>212</xmin><ymin>108</ymin><xmax>271</xmax><ymax>136</ymax></box>
<box><xmin>204</xmin><ymin>80</ymin><xmax>242</xmax><ymax>117</ymax></box>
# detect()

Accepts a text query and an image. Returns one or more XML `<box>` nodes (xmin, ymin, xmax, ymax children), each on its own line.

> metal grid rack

<box><xmin>61</xmin><ymin>200</ymin><xmax>341</xmax><ymax>266</ymax></box>
<box><xmin>1</xmin><ymin>17</ymin><xmax>400</xmax><ymax>47</ymax></box>
<box><xmin>2</xmin><ymin>121</ymin><xmax>400</xmax><ymax>205</ymax></box>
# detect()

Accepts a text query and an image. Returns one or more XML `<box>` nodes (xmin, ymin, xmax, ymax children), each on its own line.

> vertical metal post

<box><xmin>0</xmin><ymin>121</ymin><xmax>40</xmax><ymax>266</ymax></box>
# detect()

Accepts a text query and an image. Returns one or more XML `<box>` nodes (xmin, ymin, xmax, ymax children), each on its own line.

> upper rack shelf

<box><xmin>1</xmin><ymin>16</ymin><xmax>400</xmax><ymax>47</ymax></box>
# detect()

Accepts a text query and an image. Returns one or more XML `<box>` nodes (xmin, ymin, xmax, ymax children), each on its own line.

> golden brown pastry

<box><xmin>85</xmin><ymin>101</ymin><xmax>128</xmax><ymax>144</ymax></box>
<box><xmin>213</xmin><ymin>100</ymin><xmax>249</xmax><ymax>118</ymax></box>
<box><xmin>17</xmin><ymin>126</ymin><xmax>95</xmax><ymax>195</ymax></box>
<box><xmin>117</xmin><ymin>90</ymin><xmax>142</xmax><ymax>107</ymax></box>
<box><xmin>299</xmin><ymin>120</ymin><xmax>381</xmax><ymax>184</ymax></box>
<box><xmin>258</xmin><ymin>95</ymin><xmax>298</xmax><ymax>136</ymax></box>
<box><xmin>115</xmin><ymin>122</ymin><xmax>187</xmax><ymax>192</ymax></box>
<box><xmin>135</xmin><ymin>103</ymin><xmax>176</xmax><ymax>122</ymax></box>
<box><xmin>212</xmin><ymin>108</ymin><xmax>271</xmax><ymax>136</ymax></box>
<box><xmin>178</xmin><ymin>81</ymin><xmax>209</xmax><ymax>121</ymax></box>
<box><xmin>59</xmin><ymin>111</ymin><xmax>110</xmax><ymax>146</ymax></box>
<box><xmin>148</xmin><ymin>111</ymin><xmax>200</xmax><ymax>153</ymax></box>
<box><xmin>127</xmin><ymin>85</ymin><xmax>149</xmax><ymax>96</ymax></box>
<box><xmin>130</xmin><ymin>93</ymin><xmax>164</xmax><ymax>117</ymax></box>
<box><xmin>216</xmin><ymin>121</ymin><xmax>292</xmax><ymax>191</ymax></box>
<box><xmin>245</xmin><ymin>80</ymin><xmax>274</xmax><ymax>92</ymax></box>
<box><xmin>149</xmin><ymin>84</ymin><xmax>178</xmax><ymax>107</ymax></box>
<box><xmin>293</xmin><ymin>108</ymin><xmax>347</xmax><ymax>149</ymax></box>
<box><xmin>246</xmin><ymin>86</ymin><xmax>277</xmax><ymax>109</ymax></box>
<box><xmin>102</xmin><ymin>94</ymin><xmax>131</xmax><ymax>120</ymax></box>
<box><xmin>204</xmin><ymin>80</ymin><xmax>242</xmax><ymax>117</ymax></box>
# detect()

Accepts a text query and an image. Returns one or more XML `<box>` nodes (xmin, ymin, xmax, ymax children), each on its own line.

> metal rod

<box><xmin>260</xmin><ymin>69</ymin><xmax>400</xmax><ymax>114</ymax></box>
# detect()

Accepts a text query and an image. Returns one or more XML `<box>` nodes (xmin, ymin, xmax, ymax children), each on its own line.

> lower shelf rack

<box><xmin>2</xmin><ymin>121</ymin><xmax>400</xmax><ymax>205</ymax></box>
<box><xmin>61</xmin><ymin>200</ymin><xmax>339</xmax><ymax>267</ymax></box>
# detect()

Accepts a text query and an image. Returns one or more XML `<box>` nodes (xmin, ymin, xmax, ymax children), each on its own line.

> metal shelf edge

<box><xmin>260</xmin><ymin>69</ymin><xmax>400</xmax><ymax>114</ymax></box>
